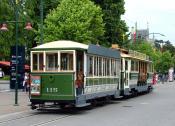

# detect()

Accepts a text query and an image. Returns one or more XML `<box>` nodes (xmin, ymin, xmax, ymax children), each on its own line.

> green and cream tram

<box><xmin>30</xmin><ymin>40</ymin><xmax>121</xmax><ymax>109</ymax></box>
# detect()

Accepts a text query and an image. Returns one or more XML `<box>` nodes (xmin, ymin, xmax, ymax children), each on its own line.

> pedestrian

<box><xmin>23</xmin><ymin>72</ymin><xmax>29</xmax><ymax>92</ymax></box>
<box><xmin>0</xmin><ymin>68</ymin><xmax>4</xmax><ymax>78</ymax></box>
<box><xmin>75</xmin><ymin>70</ymin><xmax>84</xmax><ymax>95</ymax></box>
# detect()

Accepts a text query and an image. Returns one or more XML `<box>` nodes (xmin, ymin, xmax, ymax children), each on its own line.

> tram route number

<box><xmin>46</xmin><ymin>88</ymin><xmax>58</xmax><ymax>93</ymax></box>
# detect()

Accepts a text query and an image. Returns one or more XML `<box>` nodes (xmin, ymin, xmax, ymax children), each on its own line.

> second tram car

<box><xmin>119</xmin><ymin>49</ymin><xmax>153</xmax><ymax>96</ymax></box>
<box><xmin>30</xmin><ymin>40</ymin><xmax>153</xmax><ymax>109</ymax></box>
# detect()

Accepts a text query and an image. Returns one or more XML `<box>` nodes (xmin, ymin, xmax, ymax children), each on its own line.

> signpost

<box><xmin>10</xmin><ymin>46</ymin><xmax>25</xmax><ymax>89</ymax></box>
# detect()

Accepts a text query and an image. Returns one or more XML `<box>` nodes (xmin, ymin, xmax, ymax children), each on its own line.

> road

<box><xmin>0</xmin><ymin>82</ymin><xmax>175</xmax><ymax>126</ymax></box>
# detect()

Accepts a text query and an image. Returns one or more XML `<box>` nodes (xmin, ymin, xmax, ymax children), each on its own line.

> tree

<box><xmin>129</xmin><ymin>41</ymin><xmax>161</xmax><ymax>72</ymax></box>
<box><xmin>157</xmin><ymin>51</ymin><xmax>174</xmax><ymax>74</ymax></box>
<box><xmin>43</xmin><ymin>0</ymin><xmax>105</xmax><ymax>44</ymax></box>
<box><xmin>92</xmin><ymin>0</ymin><xmax>128</xmax><ymax>47</ymax></box>
<box><xmin>129</xmin><ymin>40</ymin><xmax>175</xmax><ymax>73</ymax></box>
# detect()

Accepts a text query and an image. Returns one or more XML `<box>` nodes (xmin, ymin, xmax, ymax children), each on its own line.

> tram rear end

<box><xmin>30</xmin><ymin>73</ymin><xmax>75</xmax><ymax>109</ymax></box>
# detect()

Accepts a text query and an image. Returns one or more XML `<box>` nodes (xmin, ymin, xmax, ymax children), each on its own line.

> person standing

<box><xmin>23</xmin><ymin>72</ymin><xmax>29</xmax><ymax>92</ymax></box>
<box><xmin>0</xmin><ymin>68</ymin><xmax>4</xmax><ymax>78</ymax></box>
<box><xmin>76</xmin><ymin>70</ymin><xmax>84</xmax><ymax>95</ymax></box>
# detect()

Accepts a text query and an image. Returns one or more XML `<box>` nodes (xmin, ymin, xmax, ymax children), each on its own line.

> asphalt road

<box><xmin>0</xmin><ymin>82</ymin><xmax>175</xmax><ymax>126</ymax></box>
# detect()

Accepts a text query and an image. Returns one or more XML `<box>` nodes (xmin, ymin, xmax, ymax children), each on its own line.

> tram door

<box><xmin>124</xmin><ymin>59</ymin><xmax>130</xmax><ymax>89</ymax></box>
<box><xmin>121</xmin><ymin>58</ymin><xmax>130</xmax><ymax>90</ymax></box>
<box><xmin>76</xmin><ymin>51</ymin><xmax>84</xmax><ymax>95</ymax></box>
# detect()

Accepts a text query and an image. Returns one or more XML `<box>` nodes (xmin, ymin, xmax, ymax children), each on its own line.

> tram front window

<box><xmin>46</xmin><ymin>53</ymin><xmax>58</xmax><ymax>71</ymax></box>
<box><xmin>33</xmin><ymin>54</ymin><xmax>38</xmax><ymax>71</ymax></box>
<box><xmin>61</xmin><ymin>53</ymin><xmax>73</xmax><ymax>71</ymax></box>
<box><xmin>32</xmin><ymin>53</ymin><xmax>44</xmax><ymax>71</ymax></box>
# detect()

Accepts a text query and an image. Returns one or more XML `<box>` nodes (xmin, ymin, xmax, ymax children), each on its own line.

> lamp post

<box><xmin>0</xmin><ymin>1</ymin><xmax>32</xmax><ymax>106</ymax></box>
<box><xmin>14</xmin><ymin>1</ymin><xmax>19</xmax><ymax>106</ymax></box>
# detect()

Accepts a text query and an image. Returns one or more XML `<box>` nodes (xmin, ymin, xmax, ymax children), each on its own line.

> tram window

<box><xmin>60</xmin><ymin>53</ymin><xmax>73</xmax><ymax>71</ymax></box>
<box><xmin>110</xmin><ymin>59</ymin><xmax>113</xmax><ymax>76</ymax></box>
<box><xmin>125</xmin><ymin>60</ymin><xmax>128</xmax><ymax>71</ymax></box>
<box><xmin>99</xmin><ymin>57</ymin><xmax>102</xmax><ymax>76</ymax></box>
<box><xmin>103</xmin><ymin>58</ymin><xmax>106</xmax><ymax>76</ymax></box>
<box><xmin>131</xmin><ymin>60</ymin><xmax>134</xmax><ymax>71</ymax></box>
<box><xmin>116</xmin><ymin>60</ymin><xmax>120</xmax><ymax>76</ymax></box>
<box><xmin>107</xmin><ymin>59</ymin><xmax>110</xmax><ymax>76</ymax></box>
<box><xmin>88</xmin><ymin>56</ymin><xmax>93</xmax><ymax>76</ymax></box>
<box><xmin>32</xmin><ymin>53</ymin><xmax>43</xmax><ymax>71</ymax></box>
<box><xmin>39</xmin><ymin>53</ymin><xmax>43</xmax><ymax>70</ymax></box>
<box><xmin>135</xmin><ymin>61</ymin><xmax>138</xmax><ymax>71</ymax></box>
<box><xmin>33</xmin><ymin>54</ymin><xmax>38</xmax><ymax>71</ymax></box>
<box><xmin>94</xmin><ymin>57</ymin><xmax>97</xmax><ymax>76</ymax></box>
<box><xmin>46</xmin><ymin>53</ymin><xmax>58</xmax><ymax>71</ymax></box>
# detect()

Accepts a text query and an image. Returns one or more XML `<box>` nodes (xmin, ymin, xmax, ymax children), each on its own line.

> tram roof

<box><xmin>121</xmin><ymin>53</ymin><xmax>151</xmax><ymax>62</ymax></box>
<box><xmin>32</xmin><ymin>40</ymin><xmax>88</xmax><ymax>50</ymax></box>
<box><xmin>32</xmin><ymin>40</ymin><xmax>120</xmax><ymax>59</ymax></box>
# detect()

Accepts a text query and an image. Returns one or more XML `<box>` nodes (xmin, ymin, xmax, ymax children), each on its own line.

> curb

<box><xmin>0</xmin><ymin>80</ymin><xmax>10</xmax><ymax>84</ymax></box>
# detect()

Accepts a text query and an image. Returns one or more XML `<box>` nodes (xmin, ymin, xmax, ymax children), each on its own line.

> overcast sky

<box><xmin>123</xmin><ymin>0</ymin><xmax>175</xmax><ymax>45</ymax></box>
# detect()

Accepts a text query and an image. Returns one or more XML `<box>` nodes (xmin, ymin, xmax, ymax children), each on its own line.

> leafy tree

<box><xmin>43</xmin><ymin>0</ymin><xmax>105</xmax><ymax>44</ymax></box>
<box><xmin>129</xmin><ymin>40</ymin><xmax>175</xmax><ymax>73</ymax></box>
<box><xmin>92</xmin><ymin>0</ymin><xmax>128</xmax><ymax>47</ymax></box>
<box><xmin>157</xmin><ymin>51</ymin><xmax>174</xmax><ymax>74</ymax></box>
<box><xmin>129</xmin><ymin>41</ymin><xmax>160</xmax><ymax>72</ymax></box>
<box><xmin>0</xmin><ymin>0</ymin><xmax>61</xmax><ymax>60</ymax></box>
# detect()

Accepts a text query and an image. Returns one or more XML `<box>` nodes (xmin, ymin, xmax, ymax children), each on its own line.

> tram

<box><xmin>30</xmin><ymin>40</ymin><xmax>121</xmax><ymax>109</ymax></box>
<box><xmin>118</xmin><ymin>49</ymin><xmax>153</xmax><ymax>96</ymax></box>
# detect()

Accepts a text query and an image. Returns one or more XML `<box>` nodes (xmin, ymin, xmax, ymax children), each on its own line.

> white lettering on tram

<box><xmin>46</xmin><ymin>88</ymin><xmax>58</xmax><ymax>93</ymax></box>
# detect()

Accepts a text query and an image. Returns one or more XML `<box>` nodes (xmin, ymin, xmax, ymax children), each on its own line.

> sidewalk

<box><xmin>0</xmin><ymin>80</ymin><xmax>10</xmax><ymax>84</ymax></box>
<box><xmin>0</xmin><ymin>91</ymin><xmax>31</xmax><ymax>116</ymax></box>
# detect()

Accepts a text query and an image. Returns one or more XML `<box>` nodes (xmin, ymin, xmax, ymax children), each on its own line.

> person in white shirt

<box><xmin>23</xmin><ymin>72</ymin><xmax>29</xmax><ymax>92</ymax></box>
<box><xmin>0</xmin><ymin>68</ymin><xmax>4</xmax><ymax>78</ymax></box>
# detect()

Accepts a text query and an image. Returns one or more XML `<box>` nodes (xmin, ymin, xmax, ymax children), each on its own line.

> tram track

<box><xmin>0</xmin><ymin>109</ymin><xmax>72</xmax><ymax>126</ymax></box>
<box><xmin>29</xmin><ymin>115</ymin><xmax>71</xmax><ymax>126</ymax></box>
<box><xmin>0</xmin><ymin>111</ymin><xmax>40</xmax><ymax>124</ymax></box>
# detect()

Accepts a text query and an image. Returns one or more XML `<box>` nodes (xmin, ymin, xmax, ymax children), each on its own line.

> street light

<box><xmin>0</xmin><ymin>1</ymin><xmax>32</xmax><ymax>106</ymax></box>
<box><xmin>148</xmin><ymin>33</ymin><xmax>165</xmax><ymax>41</ymax></box>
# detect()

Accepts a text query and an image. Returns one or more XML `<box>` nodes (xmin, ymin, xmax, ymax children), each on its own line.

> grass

<box><xmin>0</xmin><ymin>75</ymin><xmax>10</xmax><ymax>80</ymax></box>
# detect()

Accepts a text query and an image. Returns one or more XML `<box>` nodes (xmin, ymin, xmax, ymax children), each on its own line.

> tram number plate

<box><xmin>46</xmin><ymin>88</ymin><xmax>58</xmax><ymax>93</ymax></box>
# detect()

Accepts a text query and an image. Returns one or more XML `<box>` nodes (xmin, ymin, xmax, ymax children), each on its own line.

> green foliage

<box><xmin>129</xmin><ymin>40</ymin><xmax>175</xmax><ymax>73</ymax></box>
<box><xmin>43</xmin><ymin>0</ymin><xmax>104</xmax><ymax>44</ymax></box>
<box><xmin>0</xmin><ymin>0</ymin><xmax>35</xmax><ymax>60</ymax></box>
<box><xmin>156</xmin><ymin>51</ymin><xmax>174</xmax><ymax>73</ymax></box>
<box><xmin>93</xmin><ymin>0</ymin><xmax>128</xmax><ymax>47</ymax></box>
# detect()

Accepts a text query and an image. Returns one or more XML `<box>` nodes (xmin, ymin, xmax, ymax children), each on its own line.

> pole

<box><xmin>40</xmin><ymin>0</ymin><xmax>43</xmax><ymax>44</ymax></box>
<box><xmin>14</xmin><ymin>1</ymin><xmax>19</xmax><ymax>106</ymax></box>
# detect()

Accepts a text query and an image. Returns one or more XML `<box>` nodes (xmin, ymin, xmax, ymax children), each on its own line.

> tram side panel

<box><xmin>30</xmin><ymin>73</ymin><xmax>75</xmax><ymax>106</ymax></box>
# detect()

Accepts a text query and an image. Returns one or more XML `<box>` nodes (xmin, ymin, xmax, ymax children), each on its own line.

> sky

<box><xmin>123</xmin><ymin>0</ymin><xmax>175</xmax><ymax>45</ymax></box>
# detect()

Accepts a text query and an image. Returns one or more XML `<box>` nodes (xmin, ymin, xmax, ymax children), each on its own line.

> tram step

<box><xmin>75</xmin><ymin>103</ymin><xmax>91</xmax><ymax>107</ymax></box>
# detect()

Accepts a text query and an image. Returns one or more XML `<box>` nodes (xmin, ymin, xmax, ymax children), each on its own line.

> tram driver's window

<box><xmin>33</xmin><ymin>54</ymin><xmax>38</xmax><ymax>71</ymax></box>
<box><xmin>60</xmin><ymin>52</ymin><xmax>73</xmax><ymax>71</ymax></box>
<box><xmin>46</xmin><ymin>53</ymin><xmax>58</xmax><ymax>71</ymax></box>
<box><xmin>32</xmin><ymin>53</ymin><xmax>43</xmax><ymax>71</ymax></box>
